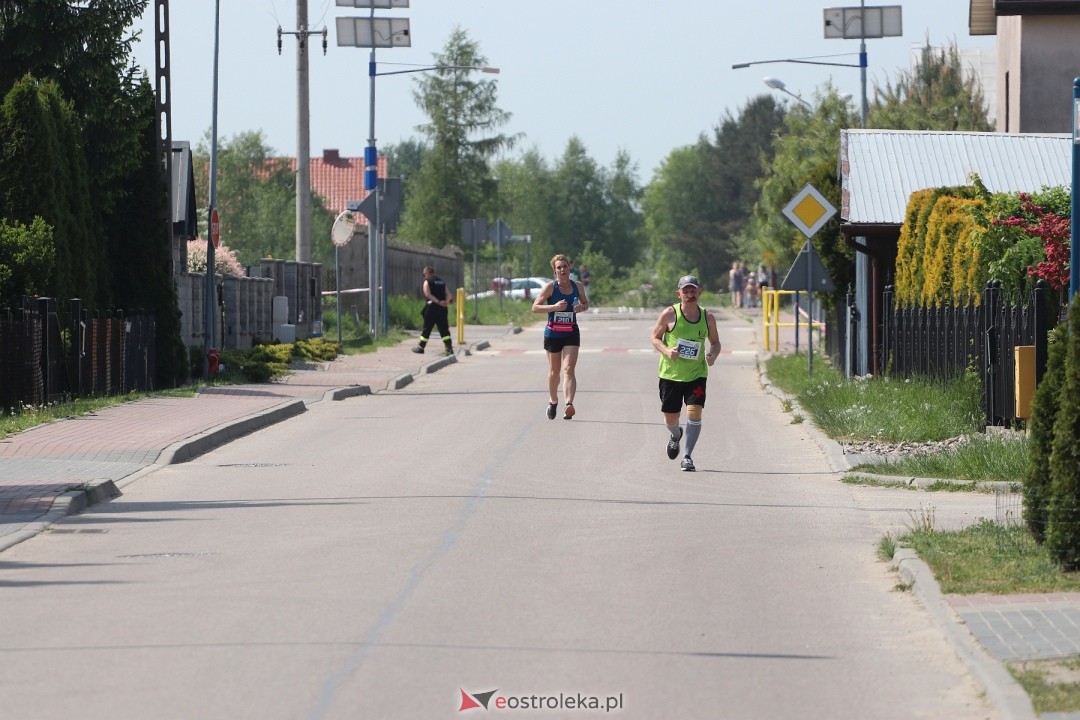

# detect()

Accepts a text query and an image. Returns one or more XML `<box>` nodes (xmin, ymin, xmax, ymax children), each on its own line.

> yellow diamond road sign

<box><xmin>782</xmin><ymin>183</ymin><xmax>837</xmax><ymax>238</ymax></box>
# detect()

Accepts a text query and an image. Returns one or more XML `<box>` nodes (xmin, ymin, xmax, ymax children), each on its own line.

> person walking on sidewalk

<box><xmin>651</xmin><ymin>275</ymin><xmax>721</xmax><ymax>471</ymax></box>
<box><xmin>533</xmin><ymin>254</ymin><xmax>589</xmax><ymax>419</ymax></box>
<box><xmin>412</xmin><ymin>265</ymin><xmax>454</xmax><ymax>355</ymax></box>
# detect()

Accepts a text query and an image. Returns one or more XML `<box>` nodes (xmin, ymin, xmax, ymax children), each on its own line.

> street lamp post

<box><xmin>1071</xmin><ymin>77</ymin><xmax>1080</xmax><ymax>304</ymax></box>
<box><xmin>764</xmin><ymin>77</ymin><xmax>812</xmax><ymax>108</ymax></box>
<box><xmin>204</xmin><ymin>0</ymin><xmax>221</xmax><ymax>379</ymax></box>
<box><xmin>733</xmin><ymin>53</ymin><xmax>867</xmax><ymax>126</ymax></box>
<box><xmin>367</xmin><ymin>63</ymin><xmax>498</xmax><ymax>335</ymax></box>
<box><xmin>733</xmin><ymin>3</ymin><xmax>901</xmax><ymax>127</ymax></box>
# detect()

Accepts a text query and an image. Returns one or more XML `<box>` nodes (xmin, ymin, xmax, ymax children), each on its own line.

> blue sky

<box><xmin>132</xmin><ymin>1</ymin><xmax>995</xmax><ymax>181</ymax></box>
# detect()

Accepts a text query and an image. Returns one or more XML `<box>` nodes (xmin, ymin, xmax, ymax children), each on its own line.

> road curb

<box><xmin>750</xmin><ymin>317</ymin><xmax>1035</xmax><ymax>720</ymax></box>
<box><xmin>0</xmin><ymin>480</ymin><xmax>121</xmax><ymax>553</ymax></box>
<box><xmin>894</xmin><ymin>548</ymin><xmax>1037</xmax><ymax>720</ymax></box>
<box><xmin>844</xmin><ymin>471</ymin><xmax>1020</xmax><ymax>492</ymax></box>
<box><xmin>156</xmin><ymin>399</ymin><xmax>308</xmax><ymax>466</ymax></box>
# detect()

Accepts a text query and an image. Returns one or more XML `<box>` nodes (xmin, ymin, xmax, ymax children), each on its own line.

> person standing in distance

<box><xmin>412</xmin><ymin>265</ymin><xmax>454</xmax><ymax>355</ymax></box>
<box><xmin>578</xmin><ymin>263</ymin><xmax>591</xmax><ymax>299</ymax></box>
<box><xmin>533</xmin><ymin>254</ymin><xmax>589</xmax><ymax>419</ymax></box>
<box><xmin>651</xmin><ymin>275</ymin><xmax>721</xmax><ymax>471</ymax></box>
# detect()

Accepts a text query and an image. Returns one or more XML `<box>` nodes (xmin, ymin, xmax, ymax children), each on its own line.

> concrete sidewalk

<box><xmin>0</xmin><ymin>324</ymin><xmax>514</xmax><ymax>551</ymax></box>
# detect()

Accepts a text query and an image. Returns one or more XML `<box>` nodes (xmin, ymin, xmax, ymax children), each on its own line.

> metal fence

<box><xmin>0</xmin><ymin>297</ymin><xmax>156</xmax><ymax>412</ymax></box>
<box><xmin>880</xmin><ymin>280</ymin><xmax>1051</xmax><ymax>428</ymax></box>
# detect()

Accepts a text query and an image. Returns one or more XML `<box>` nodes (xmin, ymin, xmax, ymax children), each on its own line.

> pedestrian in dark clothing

<box><xmin>412</xmin><ymin>266</ymin><xmax>454</xmax><ymax>355</ymax></box>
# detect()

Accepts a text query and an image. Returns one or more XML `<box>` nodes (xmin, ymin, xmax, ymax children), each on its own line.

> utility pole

<box><xmin>277</xmin><ymin>1</ymin><xmax>327</xmax><ymax>263</ymax></box>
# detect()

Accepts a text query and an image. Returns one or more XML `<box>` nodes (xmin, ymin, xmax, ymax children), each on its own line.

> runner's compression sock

<box><xmin>685</xmin><ymin>419</ymin><xmax>702</xmax><ymax>457</ymax></box>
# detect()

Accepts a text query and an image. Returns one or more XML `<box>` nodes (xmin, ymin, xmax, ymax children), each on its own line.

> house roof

<box><xmin>970</xmin><ymin>0</ymin><xmax>1080</xmax><ymax>35</ymax></box>
<box><xmin>969</xmin><ymin>0</ymin><xmax>997</xmax><ymax>34</ymax></box>
<box><xmin>838</xmin><ymin>129</ymin><xmax>1072</xmax><ymax>225</ymax></box>
<box><xmin>280</xmin><ymin>149</ymin><xmax>387</xmax><ymax>224</ymax></box>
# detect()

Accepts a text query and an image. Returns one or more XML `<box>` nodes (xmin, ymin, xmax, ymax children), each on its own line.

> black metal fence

<box><xmin>880</xmin><ymin>280</ymin><xmax>1051</xmax><ymax>428</ymax></box>
<box><xmin>1</xmin><ymin>297</ymin><xmax>157</xmax><ymax>412</ymax></box>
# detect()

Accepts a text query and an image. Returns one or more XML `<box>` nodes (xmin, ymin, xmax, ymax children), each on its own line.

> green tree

<box><xmin>749</xmin><ymin>85</ymin><xmax>857</xmax><ymax>306</ymax></box>
<box><xmin>193</xmin><ymin>131</ymin><xmax>336</xmax><ymax>267</ymax></box>
<box><xmin>397</xmin><ymin>28</ymin><xmax>517</xmax><ymax>247</ymax></box>
<box><xmin>868</xmin><ymin>42</ymin><xmax>993</xmax><ymax>132</ymax></box>
<box><xmin>0</xmin><ymin>0</ymin><xmax>148</xmax><ymax>217</ymax></box>
<box><xmin>1047</xmin><ymin>297</ymin><xmax>1080</xmax><ymax>569</ymax></box>
<box><xmin>549</xmin><ymin>137</ymin><xmax>609</xmax><ymax>262</ymax></box>
<box><xmin>642</xmin><ymin>95</ymin><xmax>784</xmax><ymax>288</ymax></box>
<box><xmin>0</xmin><ymin>75</ymin><xmax>102</xmax><ymax>305</ymax></box>
<box><xmin>491</xmin><ymin>149</ymin><xmax>558</xmax><ymax>276</ymax></box>
<box><xmin>0</xmin><ymin>216</ymin><xmax>54</xmax><ymax>307</ymax></box>
<box><xmin>642</xmin><ymin>143</ymin><xmax>715</xmax><ymax>281</ymax></box>
<box><xmin>601</xmin><ymin>149</ymin><xmax>646</xmax><ymax>270</ymax></box>
<box><xmin>1025</xmin><ymin>323</ymin><xmax>1067</xmax><ymax>544</ymax></box>
<box><xmin>112</xmin><ymin>79</ymin><xmax>186</xmax><ymax>386</ymax></box>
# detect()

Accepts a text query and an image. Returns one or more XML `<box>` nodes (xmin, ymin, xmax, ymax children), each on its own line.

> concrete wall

<box><xmin>996</xmin><ymin>14</ymin><xmax>1080</xmax><ymax>133</ymax></box>
<box><xmin>334</xmin><ymin>229</ymin><xmax>465</xmax><ymax>320</ymax></box>
<box><xmin>177</xmin><ymin>263</ymin><xmax>320</xmax><ymax>351</ymax></box>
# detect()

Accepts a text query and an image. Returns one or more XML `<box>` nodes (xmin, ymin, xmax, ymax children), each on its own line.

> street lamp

<box><xmin>733</xmin><ymin>53</ymin><xmax>867</xmax><ymax>126</ymax></box>
<box><xmin>337</xmin><ymin>10</ymin><xmax>498</xmax><ymax>335</ymax></box>
<box><xmin>1072</xmin><ymin>76</ymin><xmax>1080</xmax><ymax>303</ymax></box>
<box><xmin>764</xmin><ymin>77</ymin><xmax>812</xmax><ymax>108</ymax></box>
<box><xmin>367</xmin><ymin>61</ymin><xmax>499</xmax><ymax>335</ymax></box>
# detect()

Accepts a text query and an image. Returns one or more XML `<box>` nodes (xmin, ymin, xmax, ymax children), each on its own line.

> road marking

<box><xmin>475</xmin><ymin>348</ymin><xmax>755</xmax><ymax>356</ymax></box>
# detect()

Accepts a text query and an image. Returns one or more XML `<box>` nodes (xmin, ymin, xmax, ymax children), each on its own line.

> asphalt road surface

<box><xmin>0</xmin><ymin>309</ymin><xmax>1000</xmax><ymax>719</ymax></box>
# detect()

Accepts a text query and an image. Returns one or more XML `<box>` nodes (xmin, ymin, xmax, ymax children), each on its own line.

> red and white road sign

<box><xmin>210</xmin><ymin>208</ymin><xmax>220</xmax><ymax>248</ymax></box>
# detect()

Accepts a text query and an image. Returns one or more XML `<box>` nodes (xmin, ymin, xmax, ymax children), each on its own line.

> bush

<box><xmin>1024</xmin><ymin>324</ymin><xmax>1067</xmax><ymax>543</ymax></box>
<box><xmin>1047</xmin><ymin>296</ymin><xmax>1080</xmax><ymax>569</ymax></box>
<box><xmin>294</xmin><ymin>337</ymin><xmax>339</xmax><ymax>362</ymax></box>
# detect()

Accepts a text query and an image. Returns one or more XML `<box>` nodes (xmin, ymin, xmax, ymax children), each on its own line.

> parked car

<box><xmin>472</xmin><ymin>276</ymin><xmax>551</xmax><ymax>300</ymax></box>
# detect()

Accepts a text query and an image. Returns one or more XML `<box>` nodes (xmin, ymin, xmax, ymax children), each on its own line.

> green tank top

<box><xmin>658</xmin><ymin>303</ymin><xmax>709</xmax><ymax>382</ymax></box>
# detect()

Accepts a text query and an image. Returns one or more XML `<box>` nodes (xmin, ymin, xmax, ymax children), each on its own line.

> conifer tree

<box><xmin>1046</xmin><ymin>297</ymin><xmax>1080</xmax><ymax>568</ymax></box>
<box><xmin>1025</xmin><ymin>324</ymin><xmax>1067</xmax><ymax>543</ymax></box>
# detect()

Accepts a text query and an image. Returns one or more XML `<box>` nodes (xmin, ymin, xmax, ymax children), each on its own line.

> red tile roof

<box><xmin>278</xmin><ymin>149</ymin><xmax>387</xmax><ymax>224</ymax></box>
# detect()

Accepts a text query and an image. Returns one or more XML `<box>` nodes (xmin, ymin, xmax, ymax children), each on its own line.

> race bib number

<box><xmin>676</xmin><ymin>338</ymin><xmax>701</xmax><ymax>360</ymax></box>
<box><xmin>550</xmin><ymin>310</ymin><xmax>575</xmax><ymax>333</ymax></box>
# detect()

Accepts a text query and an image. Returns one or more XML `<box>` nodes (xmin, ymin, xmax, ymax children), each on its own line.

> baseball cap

<box><xmin>677</xmin><ymin>275</ymin><xmax>701</xmax><ymax>289</ymax></box>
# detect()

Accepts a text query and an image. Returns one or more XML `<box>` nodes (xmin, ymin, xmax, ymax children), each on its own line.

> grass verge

<box><xmin>898</xmin><ymin>520</ymin><xmax>1080</xmax><ymax>714</ymax></box>
<box><xmin>767</xmin><ymin>352</ymin><xmax>1080</xmax><ymax>710</ymax></box>
<box><xmin>849</xmin><ymin>434</ymin><xmax>1029</xmax><ymax>483</ymax></box>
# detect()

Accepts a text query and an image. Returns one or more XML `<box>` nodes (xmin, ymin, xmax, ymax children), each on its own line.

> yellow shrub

<box><xmin>895</xmin><ymin>190</ymin><xmax>936</xmax><ymax>305</ymax></box>
<box><xmin>950</xmin><ymin>200</ymin><xmax>987</xmax><ymax>304</ymax></box>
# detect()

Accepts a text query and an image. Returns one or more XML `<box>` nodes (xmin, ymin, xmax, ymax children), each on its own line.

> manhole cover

<box><xmin>47</xmin><ymin>528</ymin><xmax>108</xmax><ymax>534</ymax></box>
<box><xmin>217</xmin><ymin>463</ymin><xmax>287</xmax><ymax>468</ymax></box>
<box><xmin>118</xmin><ymin>557</ymin><xmax>217</xmax><ymax>561</ymax></box>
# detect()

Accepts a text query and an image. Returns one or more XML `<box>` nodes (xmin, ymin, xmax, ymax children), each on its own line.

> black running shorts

<box><xmin>658</xmin><ymin>376</ymin><xmax>707</xmax><ymax>413</ymax></box>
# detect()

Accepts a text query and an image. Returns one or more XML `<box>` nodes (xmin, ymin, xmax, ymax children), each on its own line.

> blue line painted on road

<box><xmin>306</xmin><ymin>408</ymin><xmax>541</xmax><ymax>719</ymax></box>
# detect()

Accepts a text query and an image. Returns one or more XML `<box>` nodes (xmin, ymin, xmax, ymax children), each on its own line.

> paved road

<box><xmin>0</xmin><ymin>309</ymin><xmax>1023</xmax><ymax>719</ymax></box>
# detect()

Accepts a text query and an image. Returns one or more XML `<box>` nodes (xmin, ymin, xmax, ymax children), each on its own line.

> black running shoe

<box><xmin>411</xmin><ymin>346</ymin><xmax>424</xmax><ymax>354</ymax></box>
<box><xmin>666</xmin><ymin>427</ymin><xmax>683</xmax><ymax>460</ymax></box>
<box><xmin>563</xmin><ymin>403</ymin><xmax>575</xmax><ymax>420</ymax></box>
<box><xmin>547</xmin><ymin>402</ymin><xmax>557</xmax><ymax>420</ymax></box>
<box><xmin>681</xmin><ymin>456</ymin><xmax>696</xmax><ymax>472</ymax></box>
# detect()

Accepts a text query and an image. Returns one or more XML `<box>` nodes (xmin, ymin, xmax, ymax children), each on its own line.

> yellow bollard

<box><xmin>1015</xmin><ymin>345</ymin><xmax>1035</xmax><ymax>419</ymax></box>
<box><xmin>456</xmin><ymin>287</ymin><xmax>465</xmax><ymax>346</ymax></box>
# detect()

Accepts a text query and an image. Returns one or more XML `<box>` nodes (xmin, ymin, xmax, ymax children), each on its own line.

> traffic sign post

<box><xmin>210</xmin><ymin>207</ymin><xmax>221</xmax><ymax>248</ymax></box>
<box><xmin>781</xmin><ymin>184</ymin><xmax>837</xmax><ymax>373</ymax></box>
<box><xmin>330</xmin><ymin>211</ymin><xmax>357</xmax><ymax>346</ymax></box>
